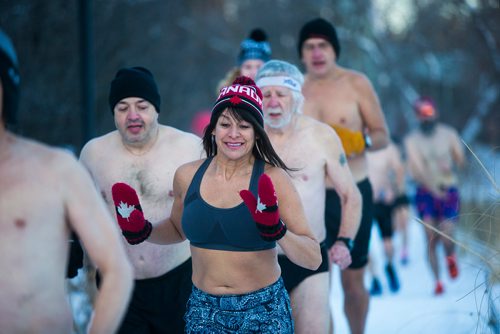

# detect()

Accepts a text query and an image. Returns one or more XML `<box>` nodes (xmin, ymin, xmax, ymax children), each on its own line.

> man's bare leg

<box><xmin>341</xmin><ymin>267</ymin><xmax>369</xmax><ymax>334</ymax></box>
<box><xmin>290</xmin><ymin>273</ymin><xmax>331</xmax><ymax>334</ymax></box>
<box><xmin>424</xmin><ymin>220</ymin><xmax>440</xmax><ymax>281</ymax></box>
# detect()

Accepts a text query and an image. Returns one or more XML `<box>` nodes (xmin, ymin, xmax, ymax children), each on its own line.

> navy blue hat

<box><xmin>0</xmin><ymin>28</ymin><xmax>20</xmax><ymax>127</ymax></box>
<box><xmin>108</xmin><ymin>66</ymin><xmax>161</xmax><ymax>113</ymax></box>
<box><xmin>238</xmin><ymin>29</ymin><xmax>271</xmax><ymax>65</ymax></box>
<box><xmin>298</xmin><ymin>18</ymin><xmax>341</xmax><ymax>59</ymax></box>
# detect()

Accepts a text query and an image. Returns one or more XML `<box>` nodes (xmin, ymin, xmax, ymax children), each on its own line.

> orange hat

<box><xmin>413</xmin><ymin>97</ymin><xmax>437</xmax><ymax>119</ymax></box>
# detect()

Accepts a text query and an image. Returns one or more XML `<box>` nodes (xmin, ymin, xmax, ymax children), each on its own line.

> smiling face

<box><xmin>114</xmin><ymin>97</ymin><xmax>159</xmax><ymax>146</ymax></box>
<box><xmin>212</xmin><ymin>109</ymin><xmax>255</xmax><ymax>161</ymax></box>
<box><xmin>261</xmin><ymin>85</ymin><xmax>295</xmax><ymax>129</ymax></box>
<box><xmin>301</xmin><ymin>37</ymin><xmax>336</xmax><ymax>78</ymax></box>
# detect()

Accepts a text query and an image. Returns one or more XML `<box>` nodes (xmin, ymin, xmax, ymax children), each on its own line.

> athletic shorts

<box><xmin>392</xmin><ymin>194</ymin><xmax>410</xmax><ymax>209</ymax></box>
<box><xmin>184</xmin><ymin>277</ymin><xmax>293</xmax><ymax>334</ymax></box>
<box><xmin>324</xmin><ymin>178</ymin><xmax>373</xmax><ymax>269</ymax></box>
<box><xmin>415</xmin><ymin>186</ymin><xmax>460</xmax><ymax>222</ymax></box>
<box><xmin>373</xmin><ymin>202</ymin><xmax>394</xmax><ymax>238</ymax></box>
<box><xmin>118</xmin><ymin>258</ymin><xmax>193</xmax><ymax>334</ymax></box>
<box><xmin>278</xmin><ymin>242</ymin><xmax>329</xmax><ymax>293</ymax></box>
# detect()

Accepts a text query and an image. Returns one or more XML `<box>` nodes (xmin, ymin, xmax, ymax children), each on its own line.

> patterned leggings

<box><xmin>184</xmin><ymin>277</ymin><xmax>294</xmax><ymax>334</ymax></box>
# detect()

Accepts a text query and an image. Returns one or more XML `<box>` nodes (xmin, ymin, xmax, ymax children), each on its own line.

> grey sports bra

<box><xmin>182</xmin><ymin>156</ymin><xmax>276</xmax><ymax>251</ymax></box>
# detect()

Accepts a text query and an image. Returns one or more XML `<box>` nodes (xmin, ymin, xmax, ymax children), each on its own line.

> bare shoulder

<box><xmin>16</xmin><ymin>138</ymin><xmax>86</xmax><ymax>180</ymax></box>
<box><xmin>344</xmin><ymin>68</ymin><xmax>373</xmax><ymax>90</ymax></box>
<box><xmin>173</xmin><ymin>158</ymin><xmax>206</xmax><ymax>190</ymax></box>
<box><xmin>299</xmin><ymin>115</ymin><xmax>341</xmax><ymax>145</ymax></box>
<box><xmin>18</xmin><ymin>136</ymin><xmax>74</xmax><ymax>164</ymax></box>
<box><xmin>404</xmin><ymin>132</ymin><xmax>425</xmax><ymax>158</ymax></box>
<box><xmin>439</xmin><ymin>123</ymin><xmax>459</xmax><ymax>136</ymax></box>
<box><xmin>80</xmin><ymin>131</ymin><xmax>119</xmax><ymax>160</ymax></box>
<box><xmin>262</xmin><ymin>164</ymin><xmax>293</xmax><ymax>188</ymax></box>
<box><xmin>159</xmin><ymin>125</ymin><xmax>204</xmax><ymax>159</ymax></box>
<box><xmin>162</xmin><ymin>125</ymin><xmax>202</xmax><ymax>146</ymax></box>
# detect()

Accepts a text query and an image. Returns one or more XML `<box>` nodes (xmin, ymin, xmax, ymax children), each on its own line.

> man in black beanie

<box><xmin>298</xmin><ymin>18</ymin><xmax>390</xmax><ymax>334</ymax></box>
<box><xmin>80</xmin><ymin>66</ymin><xmax>203</xmax><ymax>334</ymax></box>
<box><xmin>108</xmin><ymin>66</ymin><xmax>161</xmax><ymax>114</ymax></box>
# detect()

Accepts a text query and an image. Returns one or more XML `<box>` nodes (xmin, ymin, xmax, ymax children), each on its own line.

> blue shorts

<box><xmin>415</xmin><ymin>186</ymin><xmax>460</xmax><ymax>222</ymax></box>
<box><xmin>184</xmin><ymin>277</ymin><xmax>293</xmax><ymax>334</ymax></box>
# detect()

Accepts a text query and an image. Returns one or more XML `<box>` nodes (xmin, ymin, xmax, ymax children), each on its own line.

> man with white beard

<box><xmin>256</xmin><ymin>60</ymin><xmax>362</xmax><ymax>334</ymax></box>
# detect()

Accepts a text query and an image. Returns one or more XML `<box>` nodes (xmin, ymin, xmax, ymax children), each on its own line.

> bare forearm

<box><xmin>368</xmin><ymin>129</ymin><xmax>389</xmax><ymax>152</ymax></box>
<box><xmin>87</xmin><ymin>262</ymin><xmax>133</xmax><ymax>334</ymax></box>
<box><xmin>148</xmin><ymin>218</ymin><xmax>185</xmax><ymax>245</ymax></box>
<box><xmin>278</xmin><ymin>232</ymin><xmax>321</xmax><ymax>270</ymax></box>
<box><xmin>338</xmin><ymin>186</ymin><xmax>362</xmax><ymax>238</ymax></box>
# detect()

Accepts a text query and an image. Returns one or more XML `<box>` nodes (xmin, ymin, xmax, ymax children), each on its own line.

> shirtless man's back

<box><xmin>298</xmin><ymin>18</ymin><xmax>389</xmax><ymax>334</ymax></box>
<box><xmin>0</xmin><ymin>28</ymin><xmax>132</xmax><ymax>334</ymax></box>
<box><xmin>1</xmin><ymin>138</ymin><xmax>133</xmax><ymax>334</ymax></box>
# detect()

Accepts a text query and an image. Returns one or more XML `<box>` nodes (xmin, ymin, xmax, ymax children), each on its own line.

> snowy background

<box><xmin>331</xmin><ymin>212</ymin><xmax>499</xmax><ymax>334</ymax></box>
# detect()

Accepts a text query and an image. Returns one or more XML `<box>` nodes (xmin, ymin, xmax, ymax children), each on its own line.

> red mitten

<box><xmin>111</xmin><ymin>182</ymin><xmax>152</xmax><ymax>245</ymax></box>
<box><xmin>239</xmin><ymin>174</ymin><xmax>287</xmax><ymax>241</ymax></box>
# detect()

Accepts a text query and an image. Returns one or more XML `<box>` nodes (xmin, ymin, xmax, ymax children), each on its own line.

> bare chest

<box><xmin>89</xmin><ymin>155</ymin><xmax>177</xmax><ymax>217</ymax></box>
<box><xmin>416</xmin><ymin>131</ymin><xmax>453</xmax><ymax>161</ymax></box>
<box><xmin>272</xmin><ymin>135</ymin><xmax>326</xmax><ymax>187</ymax></box>
<box><xmin>303</xmin><ymin>84</ymin><xmax>362</xmax><ymax>129</ymax></box>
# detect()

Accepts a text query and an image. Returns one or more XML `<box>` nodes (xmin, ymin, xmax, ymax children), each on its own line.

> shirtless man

<box><xmin>0</xmin><ymin>28</ymin><xmax>133</xmax><ymax>334</ymax></box>
<box><xmin>256</xmin><ymin>60</ymin><xmax>362</xmax><ymax>333</ymax></box>
<box><xmin>298</xmin><ymin>18</ymin><xmax>390</xmax><ymax>334</ymax></box>
<box><xmin>366</xmin><ymin>141</ymin><xmax>405</xmax><ymax>294</ymax></box>
<box><xmin>80</xmin><ymin>67</ymin><xmax>203</xmax><ymax>333</ymax></box>
<box><xmin>404</xmin><ymin>96</ymin><xmax>464</xmax><ymax>295</ymax></box>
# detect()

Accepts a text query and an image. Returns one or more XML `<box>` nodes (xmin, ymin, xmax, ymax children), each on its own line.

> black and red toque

<box><xmin>211</xmin><ymin>76</ymin><xmax>264</xmax><ymax>127</ymax></box>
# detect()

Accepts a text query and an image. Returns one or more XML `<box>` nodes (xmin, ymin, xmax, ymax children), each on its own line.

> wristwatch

<box><xmin>363</xmin><ymin>133</ymin><xmax>372</xmax><ymax>149</ymax></box>
<box><xmin>335</xmin><ymin>237</ymin><xmax>354</xmax><ymax>251</ymax></box>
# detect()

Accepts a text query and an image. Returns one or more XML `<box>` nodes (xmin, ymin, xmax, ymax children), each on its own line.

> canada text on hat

<box><xmin>211</xmin><ymin>76</ymin><xmax>264</xmax><ymax>126</ymax></box>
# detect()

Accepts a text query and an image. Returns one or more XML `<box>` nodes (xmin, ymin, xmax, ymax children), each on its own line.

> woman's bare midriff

<box><xmin>190</xmin><ymin>246</ymin><xmax>281</xmax><ymax>295</ymax></box>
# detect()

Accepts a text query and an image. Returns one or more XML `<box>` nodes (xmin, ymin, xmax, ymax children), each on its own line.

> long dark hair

<box><xmin>202</xmin><ymin>107</ymin><xmax>293</xmax><ymax>172</ymax></box>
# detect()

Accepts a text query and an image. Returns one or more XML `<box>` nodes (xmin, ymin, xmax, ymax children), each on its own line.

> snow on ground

<box><xmin>330</xmin><ymin>216</ymin><xmax>499</xmax><ymax>334</ymax></box>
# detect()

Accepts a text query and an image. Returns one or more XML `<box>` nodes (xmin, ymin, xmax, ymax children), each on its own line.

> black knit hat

<box><xmin>108</xmin><ymin>66</ymin><xmax>161</xmax><ymax>113</ymax></box>
<box><xmin>298</xmin><ymin>18</ymin><xmax>341</xmax><ymax>59</ymax></box>
<box><xmin>0</xmin><ymin>28</ymin><xmax>20</xmax><ymax>127</ymax></box>
<box><xmin>238</xmin><ymin>28</ymin><xmax>272</xmax><ymax>66</ymax></box>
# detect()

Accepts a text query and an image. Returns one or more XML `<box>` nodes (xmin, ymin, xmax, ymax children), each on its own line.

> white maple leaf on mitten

<box><xmin>257</xmin><ymin>197</ymin><xmax>267</xmax><ymax>213</ymax></box>
<box><xmin>117</xmin><ymin>201</ymin><xmax>135</xmax><ymax>219</ymax></box>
